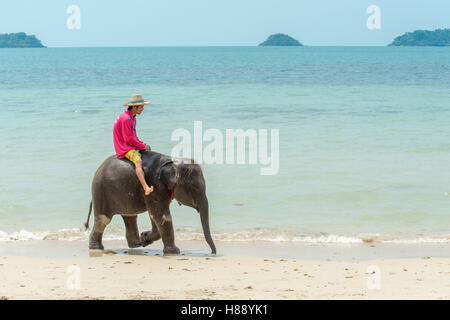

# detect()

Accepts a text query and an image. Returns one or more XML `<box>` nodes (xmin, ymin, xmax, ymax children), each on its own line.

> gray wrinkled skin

<box><xmin>85</xmin><ymin>150</ymin><xmax>216</xmax><ymax>255</ymax></box>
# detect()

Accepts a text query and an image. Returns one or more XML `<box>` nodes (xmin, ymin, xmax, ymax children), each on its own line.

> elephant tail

<box><xmin>84</xmin><ymin>201</ymin><xmax>92</xmax><ymax>230</ymax></box>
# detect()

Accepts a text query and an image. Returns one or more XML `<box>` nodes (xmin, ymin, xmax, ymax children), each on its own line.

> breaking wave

<box><xmin>0</xmin><ymin>227</ymin><xmax>449</xmax><ymax>244</ymax></box>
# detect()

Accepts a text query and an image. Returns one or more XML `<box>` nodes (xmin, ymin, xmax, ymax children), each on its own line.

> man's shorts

<box><xmin>125</xmin><ymin>149</ymin><xmax>141</xmax><ymax>164</ymax></box>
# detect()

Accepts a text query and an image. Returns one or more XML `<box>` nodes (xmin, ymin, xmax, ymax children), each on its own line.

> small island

<box><xmin>0</xmin><ymin>32</ymin><xmax>45</xmax><ymax>48</ymax></box>
<box><xmin>389</xmin><ymin>28</ymin><xmax>450</xmax><ymax>47</ymax></box>
<box><xmin>259</xmin><ymin>33</ymin><xmax>303</xmax><ymax>46</ymax></box>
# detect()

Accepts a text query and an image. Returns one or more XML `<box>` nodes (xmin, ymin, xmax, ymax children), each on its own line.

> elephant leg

<box><xmin>140</xmin><ymin>214</ymin><xmax>161</xmax><ymax>247</ymax></box>
<box><xmin>89</xmin><ymin>214</ymin><xmax>111</xmax><ymax>250</ymax></box>
<box><xmin>150</xmin><ymin>207</ymin><xmax>180</xmax><ymax>254</ymax></box>
<box><xmin>122</xmin><ymin>215</ymin><xmax>142</xmax><ymax>248</ymax></box>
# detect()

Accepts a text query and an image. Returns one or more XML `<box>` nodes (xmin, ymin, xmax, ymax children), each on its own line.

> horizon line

<box><xmin>25</xmin><ymin>45</ymin><xmax>401</xmax><ymax>48</ymax></box>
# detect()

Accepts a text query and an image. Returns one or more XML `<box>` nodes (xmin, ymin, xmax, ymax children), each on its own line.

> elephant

<box><xmin>84</xmin><ymin>150</ymin><xmax>216</xmax><ymax>255</ymax></box>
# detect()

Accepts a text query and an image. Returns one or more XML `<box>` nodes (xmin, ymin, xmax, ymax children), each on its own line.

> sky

<box><xmin>0</xmin><ymin>0</ymin><xmax>449</xmax><ymax>47</ymax></box>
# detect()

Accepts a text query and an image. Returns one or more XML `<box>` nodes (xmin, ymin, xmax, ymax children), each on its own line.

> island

<box><xmin>0</xmin><ymin>32</ymin><xmax>45</xmax><ymax>48</ymax></box>
<box><xmin>389</xmin><ymin>28</ymin><xmax>450</xmax><ymax>46</ymax></box>
<box><xmin>259</xmin><ymin>33</ymin><xmax>303</xmax><ymax>46</ymax></box>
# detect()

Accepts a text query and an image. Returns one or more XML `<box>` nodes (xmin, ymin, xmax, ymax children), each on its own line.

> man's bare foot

<box><xmin>144</xmin><ymin>185</ymin><xmax>154</xmax><ymax>195</ymax></box>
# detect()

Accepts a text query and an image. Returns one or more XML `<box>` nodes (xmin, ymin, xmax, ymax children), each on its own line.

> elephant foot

<box><xmin>127</xmin><ymin>239</ymin><xmax>142</xmax><ymax>248</ymax></box>
<box><xmin>140</xmin><ymin>231</ymin><xmax>161</xmax><ymax>247</ymax></box>
<box><xmin>89</xmin><ymin>243</ymin><xmax>104</xmax><ymax>250</ymax></box>
<box><xmin>89</xmin><ymin>231</ymin><xmax>105</xmax><ymax>250</ymax></box>
<box><xmin>163</xmin><ymin>245</ymin><xmax>180</xmax><ymax>255</ymax></box>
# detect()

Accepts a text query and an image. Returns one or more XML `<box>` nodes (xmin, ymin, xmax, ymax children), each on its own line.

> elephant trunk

<box><xmin>198</xmin><ymin>198</ymin><xmax>216</xmax><ymax>254</ymax></box>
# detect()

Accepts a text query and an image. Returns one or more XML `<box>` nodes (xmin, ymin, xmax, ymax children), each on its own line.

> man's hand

<box><xmin>145</xmin><ymin>145</ymin><xmax>151</xmax><ymax>151</ymax></box>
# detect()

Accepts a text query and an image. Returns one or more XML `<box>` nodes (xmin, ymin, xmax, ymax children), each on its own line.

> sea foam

<box><xmin>1</xmin><ymin>228</ymin><xmax>447</xmax><ymax>244</ymax></box>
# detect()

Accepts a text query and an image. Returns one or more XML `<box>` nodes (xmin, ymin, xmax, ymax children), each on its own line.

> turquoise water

<box><xmin>0</xmin><ymin>47</ymin><xmax>449</xmax><ymax>243</ymax></box>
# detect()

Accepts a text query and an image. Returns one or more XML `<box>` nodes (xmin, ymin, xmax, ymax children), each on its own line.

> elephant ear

<box><xmin>158</xmin><ymin>158</ymin><xmax>177</xmax><ymax>190</ymax></box>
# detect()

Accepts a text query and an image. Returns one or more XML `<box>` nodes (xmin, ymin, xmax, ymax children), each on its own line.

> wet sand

<box><xmin>1</xmin><ymin>239</ymin><xmax>450</xmax><ymax>260</ymax></box>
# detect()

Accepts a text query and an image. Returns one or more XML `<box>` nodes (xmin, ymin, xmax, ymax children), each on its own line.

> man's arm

<box><xmin>121</xmin><ymin>119</ymin><xmax>147</xmax><ymax>150</ymax></box>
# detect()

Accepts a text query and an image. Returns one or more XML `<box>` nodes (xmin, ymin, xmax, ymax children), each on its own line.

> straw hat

<box><xmin>123</xmin><ymin>94</ymin><xmax>151</xmax><ymax>107</ymax></box>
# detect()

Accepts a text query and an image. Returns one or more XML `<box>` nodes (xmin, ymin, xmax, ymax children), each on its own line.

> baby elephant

<box><xmin>85</xmin><ymin>150</ymin><xmax>216</xmax><ymax>255</ymax></box>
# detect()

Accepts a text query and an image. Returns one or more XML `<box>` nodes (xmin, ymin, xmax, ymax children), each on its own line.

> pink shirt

<box><xmin>113</xmin><ymin>109</ymin><xmax>147</xmax><ymax>158</ymax></box>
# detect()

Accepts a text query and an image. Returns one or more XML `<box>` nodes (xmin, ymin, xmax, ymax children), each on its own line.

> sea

<box><xmin>0</xmin><ymin>46</ymin><xmax>449</xmax><ymax>246</ymax></box>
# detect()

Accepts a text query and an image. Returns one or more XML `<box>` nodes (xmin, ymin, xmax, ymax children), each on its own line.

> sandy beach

<box><xmin>0</xmin><ymin>241</ymin><xmax>448</xmax><ymax>300</ymax></box>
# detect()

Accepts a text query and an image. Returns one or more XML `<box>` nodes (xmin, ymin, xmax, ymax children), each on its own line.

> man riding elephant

<box><xmin>84</xmin><ymin>95</ymin><xmax>216</xmax><ymax>255</ymax></box>
<box><xmin>113</xmin><ymin>94</ymin><xmax>154</xmax><ymax>196</ymax></box>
